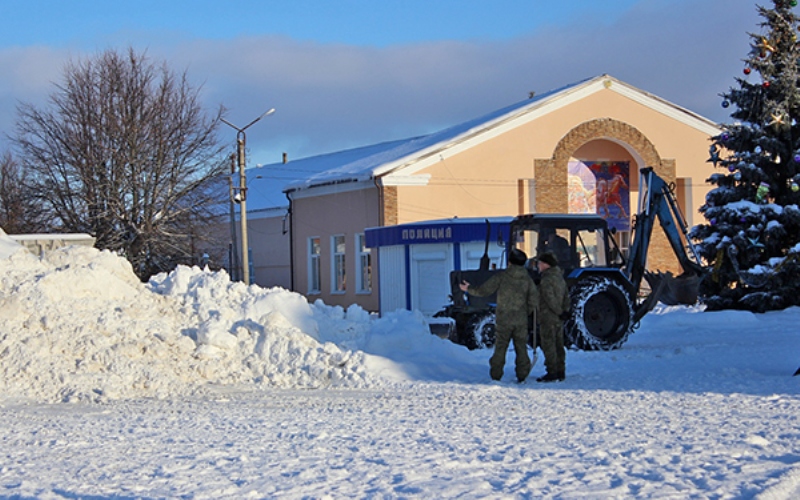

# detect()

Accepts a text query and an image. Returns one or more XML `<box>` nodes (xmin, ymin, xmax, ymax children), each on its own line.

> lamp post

<box><xmin>221</xmin><ymin>108</ymin><xmax>275</xmax><ymax>284</ymax></box>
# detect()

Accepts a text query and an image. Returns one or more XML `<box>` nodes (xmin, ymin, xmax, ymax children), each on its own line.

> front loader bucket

<box><xmin>645</xmin><ymin>271</ymin><xmax>700</xmax><ymax>306</ymax></box>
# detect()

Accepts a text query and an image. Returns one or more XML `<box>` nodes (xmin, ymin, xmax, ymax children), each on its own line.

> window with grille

<box><xmin>331</xmin><ymin>234</ymin><xmax>346</xmax><ymax>293</ymax></box>
<box><xmin>308</xmin><ymin>237</ymin><xmax>321</xmax><ymax>294</ymax></box>
<box><xmin>355</xmin><ymin>233</ymin><xmax>371</xmax><ymax>293</ymax></box>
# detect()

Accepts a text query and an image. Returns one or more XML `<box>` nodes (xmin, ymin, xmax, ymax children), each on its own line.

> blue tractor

<box><xmin>438</xmin><ymin>167</ymin><xmax>706</xmax><ymax>350</ymax></box>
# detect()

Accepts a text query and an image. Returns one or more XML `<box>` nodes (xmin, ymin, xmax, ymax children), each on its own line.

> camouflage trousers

<box><xmin>539</xmin><ymin>316</ymin><xmax>565</xmax><ymax>376</ymax></box>
<box><xmin>489</xmin><ymin>319</ymin><xmax>531</xmax><ymax>382</ymax></box>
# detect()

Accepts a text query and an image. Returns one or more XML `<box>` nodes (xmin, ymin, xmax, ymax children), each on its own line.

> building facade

<box><xmin>242</xmin><ymin>75</ymin><xmax>721</xmax><ymax>316</ymax></box>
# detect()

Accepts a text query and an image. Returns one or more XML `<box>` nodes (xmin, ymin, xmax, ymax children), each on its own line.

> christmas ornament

<box><xmin>794</xmin><ymin>154</ymin><xmax>800</xmax><ymax>163</ymax></box>
<box><xmin>758</xmin><ymin>37</ymin><xmax>776</xmax><ymax>54</ymax></box>
<box><xmin>744</xmin><ymin>67</ymin><xmax>752</xmax><ymax>75</ymax></box>
<box><xmin>729</xmin><ymin>164</ymin><xmax>736</xmax><ymax>172</ymax></box>
<box><xmin>763</xmin><ymin>81</ymin><xmax>771</xmax><ymax>88</ymax></box>
<box><xmin>722</xmin><ymin>100</ymin><xmax>730</xmax><ymax>108</ymax></box>
<box><xmin>792</xmin><ymin>180</ymin><xmax>799</xmax><ymax>192</ymax></box>
<box><xmin>735</xmin><ymin>171</ymin><xmax>742</xmax><ymax>181</ymax></box>
<box><xmin>755</xmin><ymin>146</ymin><xmax>763</xmax><ymax>154</ymax></box>
<box><xmin>769</xmin><ymin>111</ymin><xmax>788</xmax><ymax>129</ymax></box>
<box><xmin>757</xmin><ymin>181</ymin><xmax>770</xmax><ymax>202</ymax></box>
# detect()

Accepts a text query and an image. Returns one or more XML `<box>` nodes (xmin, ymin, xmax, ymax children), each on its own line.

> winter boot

<box><xmin>536</xmin><ymin>372</ymin><xmax>561</xmax><ymax>383</ymax></box>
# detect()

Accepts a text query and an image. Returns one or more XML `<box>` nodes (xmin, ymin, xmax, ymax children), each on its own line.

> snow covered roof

<box><xmin>248</xmin><ymin>74</ymin><xmax>720</xmax><ymax>212</ymax></box>
<box><xmin>244</xmin><ymin>137</ymin><xmax>413</xmax><ymax>212</ymax></box>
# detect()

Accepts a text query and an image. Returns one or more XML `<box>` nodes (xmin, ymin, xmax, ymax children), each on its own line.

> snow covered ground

<box><xmin>1</xmin><ymin>232</ymin><xmax>800</xmax><ymax>499</ymax></box>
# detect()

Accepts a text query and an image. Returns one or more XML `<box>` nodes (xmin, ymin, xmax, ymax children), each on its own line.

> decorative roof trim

<box><xmin>606</xmin><ymin>78</ymin><xmax>720</xmax><ymax>135</ymax></box>
<box><xmin>381</xmin><ymin>75</ymin><xmax>721</xmax><ymax>181</ymax></box>
<box><xmin>380</xmin><ymin>174</ymin><xmax>431</xmax><ymax>187</ymax></box>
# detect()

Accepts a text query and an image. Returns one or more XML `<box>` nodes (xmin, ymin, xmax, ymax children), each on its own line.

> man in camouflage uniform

<box><xmin>535</xmin><ymin>251</ymin><xmax>570</xmax><ymax>382</ymax></box>
<box><xmin>460</xmin><ymin>249</ymin><xmax>538</xmax><ymax>382</ymax></box>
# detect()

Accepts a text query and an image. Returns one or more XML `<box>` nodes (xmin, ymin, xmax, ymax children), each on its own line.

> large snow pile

<box><xmin>0</xmin><ymin>230</ymin><xmax>446</xmax><ymax>403</ymax></box>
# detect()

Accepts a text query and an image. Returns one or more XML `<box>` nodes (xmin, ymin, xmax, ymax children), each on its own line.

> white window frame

<box><xmin>617</xmin><ymin>231</ymin><xmax>631</xmax><ymax>260</ymax></box>
<box><xmin>331</xmin><ymin>234</ymin><xmax>346</xmax><ymax>294</ymax></box>
<box><xmin>308</xmin><ymin>236</ymin><xmax>321</xmax><ymax>294</ymax></box>
<box><xmin>355</xmin><ymin>233</ymin><xmax>371</xmax><ymax>294</ymax></box>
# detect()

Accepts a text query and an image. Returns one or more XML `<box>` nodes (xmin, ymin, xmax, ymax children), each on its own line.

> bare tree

<box><xmin>0</xmin><ymin>152</ymin><xmax>50</xmax><ymax>234</ymax></box>
<box><xmin>13</xmin><ymin>48</ymin><xmax>227</xmax><ymax>279</ymax></box>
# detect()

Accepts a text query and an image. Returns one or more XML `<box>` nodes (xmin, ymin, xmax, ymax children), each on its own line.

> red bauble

<box><xmin>763</xmin><ymin>81</ymin><xmax>771</xmax><ymax>88</ymax></box>
<box><xmin>744</xmin><ymin>67</ymin><xmax>751</xmax><ymax>75</ymax></box>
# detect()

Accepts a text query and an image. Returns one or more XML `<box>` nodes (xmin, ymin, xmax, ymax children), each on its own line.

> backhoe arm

<box><xmin>626</xmin><ymin>167</ymin><xmax>705</xmax><ymax>305</ymax></box>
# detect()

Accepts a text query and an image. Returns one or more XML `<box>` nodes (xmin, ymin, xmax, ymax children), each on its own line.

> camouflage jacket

<box><xmin>539</xmin><ymin>265</ymin><xmax>569</xmax><ymax>322</ymax></box>
<box><xmin>468</xmin><ymin>264</ymin><xmax>538</xmax><ymax>325</ymax></box>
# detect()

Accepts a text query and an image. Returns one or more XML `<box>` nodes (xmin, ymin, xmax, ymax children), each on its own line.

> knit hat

<box><xmin>537</xmin><ymin>251</ymin><xmax>558</xmax><ymax>267</ymax></box>
<box><xmin>509</xmin><ymin>248</ymin><xmax>528</xmax><ymax>266</ymax></box>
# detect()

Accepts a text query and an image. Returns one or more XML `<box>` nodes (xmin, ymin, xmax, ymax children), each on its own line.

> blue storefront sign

<box><xmin>365</xmin><ymin>217</ymin><xmax>512</xmax><ymax>248</ymax></box>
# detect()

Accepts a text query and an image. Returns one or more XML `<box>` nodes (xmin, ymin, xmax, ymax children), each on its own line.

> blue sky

<box><xmin>2</xmin><ymin>1</ymin><xmax>642</xmax><ymax>48</ymax></box>
<box><xmin>0</xmin><ymin>0</ymin><xmax>759</xmax><ymax>165</ymax></box>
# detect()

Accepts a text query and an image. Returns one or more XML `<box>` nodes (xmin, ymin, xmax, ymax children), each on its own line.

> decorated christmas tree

<box><xmin>690</xmin><ymin>0</ymin><xmax>800</xmax><ymax>312</ymax></box>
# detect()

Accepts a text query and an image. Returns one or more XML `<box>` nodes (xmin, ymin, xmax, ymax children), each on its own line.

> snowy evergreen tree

<box><xmin>691</xmin><ymin>0</ymin><xmax>800</xmax><ymax>312</ymax></box>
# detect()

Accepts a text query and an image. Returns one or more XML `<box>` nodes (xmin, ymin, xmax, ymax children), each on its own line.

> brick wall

<box><xmin>534</xmin><ymin>117</ymin><xmax>683</xmax><ymax>274</ymax></box>
<box><xmin>382</xmin><ymin>186</ymin><xmax>398</xmax><ymax>226</ymax></box>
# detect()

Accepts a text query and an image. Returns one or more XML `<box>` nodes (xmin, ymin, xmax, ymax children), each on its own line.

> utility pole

<box><xmin>227</xmin><ymin>153</ymin><xmax>239</xmax><ymax>281</ymax></box>
<box><xmin>221</xmin><ymin>108</ymin><xmax>275</xmax><ymax>285</ymax></box>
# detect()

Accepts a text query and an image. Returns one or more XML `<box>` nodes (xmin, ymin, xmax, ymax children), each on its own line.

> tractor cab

<box><xmin>508</xmin><ymin>214</ymin><xmax>625</xmax><ymax>276</ymax></box>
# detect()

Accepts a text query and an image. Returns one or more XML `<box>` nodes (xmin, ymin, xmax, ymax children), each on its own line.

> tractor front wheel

<box><xmin>467</xmin><ymin>311</ymin><xmax>496</xmax><ymax>349</ymax></box>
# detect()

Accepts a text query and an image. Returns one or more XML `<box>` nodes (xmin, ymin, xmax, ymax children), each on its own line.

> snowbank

<box><xmin>0</xmin><ymin>229</ymin><xmax>446</xmax><ymax>402</ymax></box>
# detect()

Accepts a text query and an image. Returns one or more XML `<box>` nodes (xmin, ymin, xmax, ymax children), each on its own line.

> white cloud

<box><xmin>0</xmin><ymin>0</ymin><xmax>763</xmax><ymax>163</ymax></box>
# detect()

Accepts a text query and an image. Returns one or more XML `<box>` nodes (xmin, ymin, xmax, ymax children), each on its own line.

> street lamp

<box><xmin>221</xmin><ymin>108</ymin><xmax>275</xmax><ymax>284</ymax></box>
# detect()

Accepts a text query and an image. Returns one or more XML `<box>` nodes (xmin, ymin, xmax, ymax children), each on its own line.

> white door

<box><xmin>410</xmin><ymin>244</ymin><xmax>452</xmax><ymax>316</ymax></box>
<box><xmin>378</xmin><ymin>246</ymin><xmax>406</xmax><ymax>315</ymax></box>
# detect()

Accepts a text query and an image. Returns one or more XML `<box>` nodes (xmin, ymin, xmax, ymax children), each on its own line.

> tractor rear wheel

<box><xmin>565</xmin><ymin>276</ymin><xmax>633</xmax><ymax>350</ymax></box>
